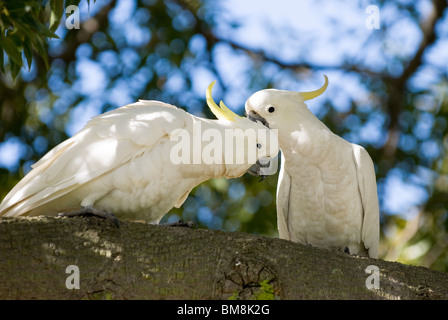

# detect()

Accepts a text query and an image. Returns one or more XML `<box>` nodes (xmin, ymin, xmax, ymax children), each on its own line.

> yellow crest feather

<box><xmin>206</xmin><ymin>81</ymin><xmax>241</xmax><ymax>122</ymax></box>
<box><xmin>300</xmin><ymin>75</ymin><xmax>329</xmax><ymax>101</ymax></box>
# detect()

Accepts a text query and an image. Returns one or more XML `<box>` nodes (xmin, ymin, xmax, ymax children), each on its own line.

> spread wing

<box><xmin>276</xmin><ymin>152</ymin><xmax>291</xmax><ymax>240</ymax></box>
<box><xmin>352</xmin><ymin>144</ymin><xmax>380</xmax><ymax>258</ymax></box>
<box><xmin>0</xmin><ymin>101</ymin><xmax>187</xmax><ymax>217</ymax></box>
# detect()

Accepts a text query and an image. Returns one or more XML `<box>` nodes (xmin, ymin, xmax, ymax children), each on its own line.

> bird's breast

<box><xmin>285</xmin><ymin>153</ymin><xmax>363</xmax><ymax>248</ymax></box>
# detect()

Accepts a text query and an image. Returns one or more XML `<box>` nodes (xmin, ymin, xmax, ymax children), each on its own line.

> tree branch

<box><xmin>203</xmin><ymin>32</ymin><xmax>388</xmax><ymax>81</ymax></box>
<box><xmin>1</xmin><ymin>216</ymin><xmax>447</xmax><ymax>299</ymax></box>
<box><xmin>375</xmin><ymin>0</ymin><xmax>447</xmax><ymax>160</ymax></box>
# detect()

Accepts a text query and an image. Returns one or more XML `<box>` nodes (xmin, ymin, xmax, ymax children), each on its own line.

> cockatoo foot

<box><xmin>161</xmin><ymin>220</ymin><xmax>196</xmax><ymax>228</ymax></box>
<box><xmin>58</xmin><ymin>205</ymin><xmax>120</xmax><ymax>227</ymax></box>
<box><xmin>248</xmin><ymin>158</ymin><xmax>272</xmax><ymax>181</ymax></box>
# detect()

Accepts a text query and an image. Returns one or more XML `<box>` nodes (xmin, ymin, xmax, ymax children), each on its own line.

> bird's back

<box><xmin>0</xmin><ymin>101</ymin><xmax>187</xmax><ymax>218</ymax></box>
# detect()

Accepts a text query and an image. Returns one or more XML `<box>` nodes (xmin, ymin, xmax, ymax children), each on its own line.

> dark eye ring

<box><xmin>268</xmin><ymin>106</ymin><xmax>275</xmax><ymax>113</ymax></box>
<box><xmin>256</xmin><ymin>143</ymin><xmax>262</xmax><ymax>149</ymax></box>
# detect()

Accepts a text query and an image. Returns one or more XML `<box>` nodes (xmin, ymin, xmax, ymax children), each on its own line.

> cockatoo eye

<box><xmin>267</xmin><ymin>105</ymin><xmax>275</xmax><ymax>113</ymax></box>
<box><xmin>256</xmin><ymin>143</ymin><xmax>262</xmax><ymax>149</ymax></box>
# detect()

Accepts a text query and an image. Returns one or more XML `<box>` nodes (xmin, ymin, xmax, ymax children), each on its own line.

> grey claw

<box><xmin>58</xmin><ymin>206</ymin><xmax>120</xmax><ymax>227</ymax></box>
<box><xmin>161</xmin><ymin>220</ymin><xmax>196</xmax><ymax>228</ymax></box>
<box><xmin>248</xmin><ymin>158</ymin><xmax>272</xmax><ymax>180</ymax></box>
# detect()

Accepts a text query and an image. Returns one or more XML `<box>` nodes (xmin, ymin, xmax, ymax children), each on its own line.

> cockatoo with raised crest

<box><xmin>245</xmin><ymin>76</ymin><xmax>379</xmax><ymax>258</ymax></box>
<box><xmin>0</xmin><ymin>82</ymin><xmax>278</xmax><ymax>225</ymax></box>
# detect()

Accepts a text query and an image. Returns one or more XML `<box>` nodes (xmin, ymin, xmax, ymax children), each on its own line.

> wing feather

<box><xmin>352</xmin><ymin>144</ymin><xmax>380</xmax><ymax>258</ymax></box>
<box><xmin>0</xmin><ymin>101</ymin><xmax>187</xmax><ymax>217</ymax></box>
<box><xmin>276</xmin><ymin>152</ymin><xmax>291</xmax><ymax>240</ymax></box>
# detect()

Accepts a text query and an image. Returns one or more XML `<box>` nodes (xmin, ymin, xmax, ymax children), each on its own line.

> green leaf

<box><xmin>66</xmin><ymin>0</ymin><xmax>83</xmax><ymax>8</ymax></box>
<box><xmin>0</xmin><ymin>50</ymin><xmax>4</xmax><ymax>73</ymax></box>
<box><xmin>34</xmin><ymin>37</ymin><xmax>50</xmax><ymax>69</ymax></box>
<box><xmin>36</xmin><ymin>22</ymin><xmax>60</xmax><ymax>39</ymax></box>
<box><xmin>0</xmin><ymin>34</ymin><xmax>23</xmax><ymax>67</ymax></box>
<box><xmin>9</xmin><ymin>60</ymin><xmax>21</xmax><ymax>80</ymax></box>
<box><xmin>13</xmin><ymin>20</ymin><xmax>35</xmax><ymax>42</ymax></box>
<box><xmin>22</xmin><ymin>40</ymin><xmax>33</xmax><ymax>70</ymax></box>
<box><xmin>49</xmin><ymin>0</ymin><xmax>64</xmax><ymax>32</ymax></box>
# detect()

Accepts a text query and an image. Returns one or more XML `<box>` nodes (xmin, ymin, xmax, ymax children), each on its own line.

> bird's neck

<box><xmin>278</xmin><ymin>108</ymin><xmax>340</xmax><ymax>164</ymax></box>
<box><xmin>181</xmin><ymin>117</ymin><xmax>249</xmax><ymax>179</ymax></box>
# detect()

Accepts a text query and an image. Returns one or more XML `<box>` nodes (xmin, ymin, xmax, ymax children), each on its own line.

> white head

<box><xmin>244</xmin><ymin>75</ymin><xmax>329</xmax><ymax>130</ymax></box>
<box><xmin>206</xmin><ymin>82</ymin><xmax>279</xmax><ymax>178</ymax></box>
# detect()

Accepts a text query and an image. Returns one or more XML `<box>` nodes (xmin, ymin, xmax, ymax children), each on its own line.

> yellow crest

<box><xmin>206</xmin><ymin>81</ymin><xmax>242</xmax><ymax>122</ymax></box>
<box><xmin>299</xmin><ymin>75</ymin><xmax>328</xmax><ymax>101</ymax></box>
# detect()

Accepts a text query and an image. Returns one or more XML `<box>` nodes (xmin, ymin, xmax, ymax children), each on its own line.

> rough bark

<box><xmin>0</xmin><ymin>216</ymin><xmax>447</xmax><ymax>300</ymax></box>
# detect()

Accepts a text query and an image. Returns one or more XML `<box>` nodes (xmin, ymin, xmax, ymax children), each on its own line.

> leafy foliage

<box><xmin>0</xmin><ymin>0</ymin><xmax>95</xmax><ymax>79</ymax></box>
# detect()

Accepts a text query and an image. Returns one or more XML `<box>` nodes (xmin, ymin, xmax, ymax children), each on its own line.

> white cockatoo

<box><xmin>245</xmin><ymin>76</ymin><xmax>379</xmax><ymax>258</ymax></box>
<box><xmin>0</xmin><ymin>82</ymin><xmax>278</xmax><ymax>224</ymax></box>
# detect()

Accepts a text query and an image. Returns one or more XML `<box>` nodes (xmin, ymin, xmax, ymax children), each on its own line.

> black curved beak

<box><xmin>247</xmin><ymin>111</ymin><xmax>269</xmax><ymax>128</ymax></box>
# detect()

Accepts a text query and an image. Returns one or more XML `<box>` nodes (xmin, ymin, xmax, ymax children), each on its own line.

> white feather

<box><xmin>276</xmin><ymin>152</ymin><xmax>291</xmax><ymax>240</ymax></box>
<box><xmin>246</xmin><ymin>87</ymin><xmax>379</xmax><ymax>258</ymax></box>
<box><xmin>1</xmin><ymin>100</ymin><xmax>277</xmax><ymax>223</ymax></box>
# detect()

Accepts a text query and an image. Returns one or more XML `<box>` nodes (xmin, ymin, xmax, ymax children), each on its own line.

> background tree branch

<box><xmin>382</xmin><ymin>0</ymin><xmax>448</xmax><ymax>160</ymax></box>
<box><xmin>0</xmin><ymin>216</ymin><xmax>447</xmax><ymax>300</ymax></box>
